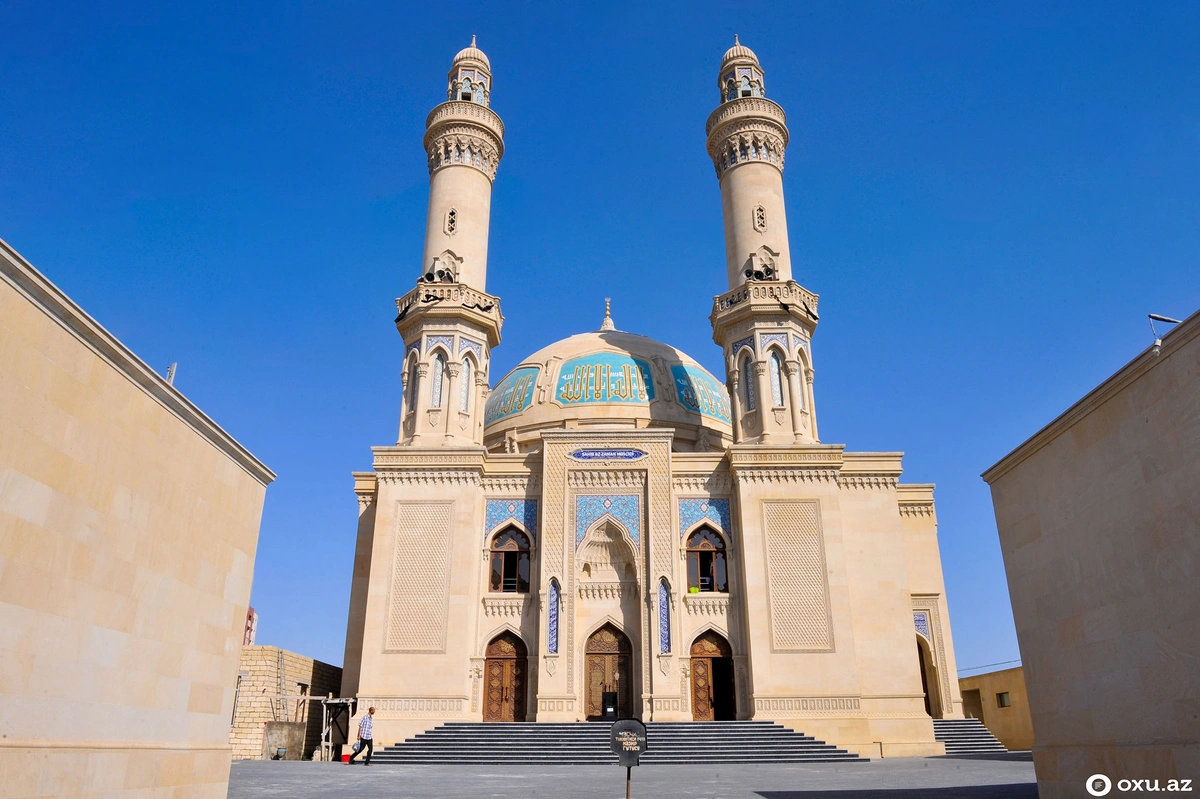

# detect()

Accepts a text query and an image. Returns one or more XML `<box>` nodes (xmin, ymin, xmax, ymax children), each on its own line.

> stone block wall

<box><xmin>229</xmin><ymin>645</ymin><xmax>342</xmax><ymax>760</ymax></box>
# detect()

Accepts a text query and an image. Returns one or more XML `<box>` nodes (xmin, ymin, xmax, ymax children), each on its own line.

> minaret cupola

<box><xmin>718</xmin><ymin>36</ymin><xmax>766</xmax><ymax>102</ymax></box>
<box><xmin>447</xmin><ymin>35</ymin><xmax>492</xmax><ymax>106</ymax></box>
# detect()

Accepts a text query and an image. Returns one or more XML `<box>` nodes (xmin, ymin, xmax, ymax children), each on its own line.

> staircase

<box><xmin>372</xmin><ymin>721</ymin><xmax>868</xmax><ymax>765</ymax></box>
<box><xmin>932</xmin><ymin>719</ymin><xmax>1007</xmax><ymax>755</ymax></box>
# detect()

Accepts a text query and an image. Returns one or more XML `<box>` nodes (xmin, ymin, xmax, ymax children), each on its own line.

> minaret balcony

<box><xmin>710</xmin><ymin>279</ymin><xmax>820</xmax><ymax>334</ymax></box>
<box><xmin>395</xmin><ymin>281</ymin><xmax>504</xmax><ymax>346</ymax></box>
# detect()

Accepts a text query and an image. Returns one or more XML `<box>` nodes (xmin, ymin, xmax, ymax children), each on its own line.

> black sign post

<box><xmin>609</xmin><ymin>719</ymin><xmax>648</xmax><ymax>799</ymax></box>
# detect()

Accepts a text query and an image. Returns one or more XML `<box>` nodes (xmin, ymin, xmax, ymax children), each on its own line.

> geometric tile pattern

<box><xmin>658</xmin><ymin>578</ymin><xmax>671</xmax><ymax>654</ymax></box>
<box><xmin>575</xmin><ymin>495</ymin><xmax>640</xmax><ymax>547</ymax></box>
<box><xmin>679</xmin><ymin>498</ymin><xmax>731</xmax><ymax>538</ymax></box>
<box><xmin>385</xmin><ymin>501</ymin><xmax>454</xmax><ymax>652</ymax></box>
<box><xmin>485</xmin><ymin>499</ymin><xmax>538</xmax><ymax>541</ymax></box>
<box><xmin>548</xmin><ymin>579</ymin><xmax>560</xmax><ymax>654</ymax></box>
<box><xmin>913</xmin><ymin>611</ymin><xmax>931</xmax><ymax>640</ymax></box>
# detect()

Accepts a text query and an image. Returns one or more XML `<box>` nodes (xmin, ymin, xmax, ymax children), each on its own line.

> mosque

<box><xmin>339</xmin><ymin>37</ymin><xmax>964</xmax><ymax>756</ymax></box>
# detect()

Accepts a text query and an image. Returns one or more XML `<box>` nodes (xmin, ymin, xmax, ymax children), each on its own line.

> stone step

<box><xmin>932</xmin><ymin>719</ymin><xmax>1007</xmax><ymax>754</ymax></box>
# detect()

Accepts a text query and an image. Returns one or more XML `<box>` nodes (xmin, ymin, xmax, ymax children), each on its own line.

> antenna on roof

<box><xmin>166</xmin><ymin>362</ymin><xmax>178</xmax><ymax>385</ymax></box>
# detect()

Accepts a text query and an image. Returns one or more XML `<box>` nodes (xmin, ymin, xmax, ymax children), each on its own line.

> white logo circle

<box><xmin>1086</xmin><ymin>774</ymin><xmax>1112</xmax><ymax>796</ymax></box>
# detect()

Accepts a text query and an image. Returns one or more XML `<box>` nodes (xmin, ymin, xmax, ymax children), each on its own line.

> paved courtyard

<box><xmin>229</xmin><ymin>754</ymin><xmax>1037</xmax><ymax>798</ymax></box>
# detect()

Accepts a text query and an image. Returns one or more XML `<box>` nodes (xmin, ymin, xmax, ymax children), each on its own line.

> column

<box><xmin>806</xmin><ymin>369</ymin><xmax>819</xmax><ymax>442</ymax></box>
<box><xmin>443</xmin><ymin>361</ymin><xmax>462</xmax><ymax>443</ymax></box>
<box><xmin>784</xmin><ymin>359</ymin><xmax>805</xmax><ymax>442</ymax></box>
<box><xmin>729</xmin><ymin>372</ymin><xmax>743</xmax><ymax>443</ymax></box>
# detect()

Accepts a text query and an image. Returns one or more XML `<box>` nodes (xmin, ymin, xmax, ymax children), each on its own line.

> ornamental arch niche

<box><xmin>916</xmin><ymin>632</ymin><xmax>944</xmax><ymax>719</ymax></box>
<box><xmin>483</xmin><ymin>630</ymin><xmax>528</xmax><ymax>722</ymax></box>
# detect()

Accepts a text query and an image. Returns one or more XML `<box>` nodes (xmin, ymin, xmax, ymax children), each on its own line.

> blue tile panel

<box><xmin>671</xmin><ymin>365</ymin><xmax>732</xmax><ymax>423</ymax></box>
<box><xmin>556</xmin><ymin>353</ymin><xmax>655</xmax><ymax>405</ymax></box>
<box><xmin>458</xmin><ymin>337</ymin><xmax>484</xmax><ymax>360</ymax></box>
<box><xmin>575</xmin><ymin>495</ymin><xmax>641</xmax><ymax>547</ymax></box>
<box><xmin>760</xmin><ymin>332</ymin><xmax>788</xmax><ymax>353</ymax></box>
<box><xmin>485</xmin><ymin>499</ymin><xmax>538</xmax><ymax>541</ymax></box>
<box><xmin>548</xmin><ymin>579</ymin><xmax>560</xmax><ymax>654</ymax></box>
<box><xmin>914</xmin><ymin>611</ymin><xmax>931</xmax><ymax>639</ymax></box>
<box><xmin>730</xmin><ymin>336</ymin><xmax>754</xmax><ymax>356</ymax></box>
<box><xmin>426</xmin><ymin>334</ymin><xmax>455</xmax><ymax>354</ymax></box>
<box><xmin>484</xmin><ymin>366</ymin><xmax>539</xmax><ymax>425</ymax></box>
<box><xmin>679</xmin><ymin>498</ymin><xmax>732</xmax><ymax>538</ymax></box>
<box><xmin>658</xmin><ymin>579</ymin><xmax>671</xmax><ymax>654</ymax></box>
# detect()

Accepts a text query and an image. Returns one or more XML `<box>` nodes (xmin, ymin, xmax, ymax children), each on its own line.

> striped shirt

<box><xmin>359</xmin><ymin>714</ymin><xmax>373</xmax><ymax>740</ymax></box>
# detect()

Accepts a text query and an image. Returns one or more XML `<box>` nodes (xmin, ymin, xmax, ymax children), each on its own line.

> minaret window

<box><xmin>461</xmin><ymin>77</ymin><xmax>473</xmax><ymax>102</ymax></box>
<box><xmin>490</xmin><ymin>528</ymin><xmax>531</xmax><ymax>593</ymax></box>
<box><xmin>431</xmin><ymin>354</ymin><xmax>446</xmax><ymax>409</ymax></box>
<box><xmin>445</xmin><ymin>208</ymin><xmax>457</xmax><ymax>235</ymax></box>
<box><xmin>741</xmin><ymin>355</ymin><xmax>756</xmax><ymax>411</ymax></box>
<box><xmin>687</xmin><ymin>528</ymin><xmax>728</xmax><ymax>593</ymax></box>
<box><xmin>458</xmin><ymin>358</ymin><xmax>472</xmax><ymax>412</ymax></box>
<box><xmin>769</xmin><ymin>352</ymin><xmax>785</xmax><ymax>407</ymax></box>
<box><xmin>740</xmin><ymin>76</ymin><xmax>752</xmax><ymax>97</ymax></box>
<box><xmin>405</xmin><ymin>358</ymin><xmax>418</xmax><ymax>412</ymax></box>
<box><xmin>753</xmin><ymin>205</ymin><xmax>767</xmax><ymax>232</ymax></box>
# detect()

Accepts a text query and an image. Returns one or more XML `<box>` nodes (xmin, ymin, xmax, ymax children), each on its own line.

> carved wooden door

<box><xmin>691</xmin><ymin>631</ymin><xmax>733</xmax><ymax>722</ymax></box>
<box><xmin>484</xmin><ymin>632</ymin><xmax>527</xmax><ymax>722</ymax></box>
<box><xmin>585</xmin><ymin>625</ymin><xmax>633</xmax><ymax>720</ymax></box>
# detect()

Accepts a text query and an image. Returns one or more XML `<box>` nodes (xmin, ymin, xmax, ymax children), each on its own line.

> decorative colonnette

<box><xmin>574</xmin><ymin>495</ymin><xmax>640</xmax><ymax>547</ymax></box>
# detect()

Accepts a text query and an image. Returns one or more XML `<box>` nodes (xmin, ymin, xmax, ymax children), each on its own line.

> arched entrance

<box><xmin>916</xmin><ymin>634</ymin><xmax>943</xmax><ymax>719</ymax></box>
<box><xmin>484</xmin><ymin>631</ymin><xmax>527</xmax><ymax>722</ymax></box>
<box><xmin>585</xmin><ymin>624</ymin><xmax>633</xmax><ymax>720</ymax></box>
<box><xmin>690</xmin><ymin>630</ymin><xmax>735</xmax><ymax>721</ymax></box>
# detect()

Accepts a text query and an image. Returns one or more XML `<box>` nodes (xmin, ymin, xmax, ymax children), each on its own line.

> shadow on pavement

<box><xmin>758</xmin><ymin>785</ymin><xmax>1037</xmax><ymax>799</ymax></box>
<box><xmin>938</xmin><ymin>752</ymin><xmax>1034</xmax><ymax>762</ymax></box>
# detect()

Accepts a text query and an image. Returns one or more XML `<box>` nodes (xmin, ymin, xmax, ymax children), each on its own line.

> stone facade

<box><xmin>0</xmin><ymin>238</ymin><xmax>274</xmax><ymax>798</ymax></box>
<box><xmin>341</xmin><ymin>38</ymin><xmax>965</xmax><ymax>759</ymax></box>
<box><xmin>228</xmin><ymin>646</ymin><xmax>342</xmax><ymax>760</ymax></box>
<box><xmin>959</xmin><ymin>667</ymin><xmax>1034</xmax><ymax>751</ymax></box>
<box><xmin>983</xmin><ymin>309</ymin><xmax>1200</xmax><ymax>797</ymax></box>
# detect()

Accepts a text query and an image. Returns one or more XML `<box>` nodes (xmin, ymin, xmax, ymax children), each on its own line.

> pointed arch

<box><xmin>458</xmin><ymin>354</ymin><xmax>474</xmax><ymax>412</ymax></box>
<box><xmin>547</xmin><ymin>578</ymin><xmax>561</xmax><ymax>654</ymax></box>
<box><xmin>767</xmin><ymin>348</ymin><xmax>785</xmax><ymax>408</ymax></box>
<box><xmin>686</xmin><ymin>525</ymin><xmax>729</xmax><ymax>593</ymax></box>
<box><xmin>739</xmin><ymin>354</ymin><xmax>756</xmax><ymax>411</ymax></box>
<box><xmin>658</xmin><ymin>578</ymin><xmax>671</xmax><ymax>654</ymax></box>
<box><xmin>476</xmin><ymin>621</ymin><xmax>526</xmax><ymax>657</ymax></box>
<box><xmin>430</xmin><ymin>352</ymin><xmax>447</xmax><ymax>408</ymax></box>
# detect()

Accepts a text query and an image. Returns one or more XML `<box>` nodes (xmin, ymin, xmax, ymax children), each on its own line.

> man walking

<box><xmin>347</xmin><ymin>706</ymin><xmax>375</xmax><ymax>765</ymax></box>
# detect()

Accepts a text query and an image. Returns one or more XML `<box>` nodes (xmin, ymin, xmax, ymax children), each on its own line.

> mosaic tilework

<box><xmin>760</xmin><ymin>332</ymin><xmax>788</xmax><ymax>352</ymax></box>
<box><xmin>671</xmin><ymin>365</ymin><xmax>732</xmax><ymax>423</ymax></box>
<box><xmin>406</xmin><ymin>340</ymin><xmax>420</xmax><ymax>357</ymax></box>
<box><xmin>430</xmin><ymin>355</ymin><xmax>445</xmax><ymax>408</ymax></box>
<box><xmin>792</xmin><ymin>334</ymin><xmax>810</xmax><ymax>357</ymax></box>
<box><xmin>575</xmin><ymin>495</ymin><xmax>640</xmax><ymax>547</ymax></box>
<box><xmin>730</xmin><ymin>336</ymin><xmax>754</xmax><ymax>356</ymax></box>
<box><xmin>658</xmin><ymin>579</ymin><xmax>671</xmax><ymax>654</ymax></box>
<box><xmin>548</xmin><ymin>579</ymin><xmax>560</xmax><ymax>654</ymax></box>
<box><xmin>556</xmin><ymin>354</ymin><xmax>654</xmax><ymax>405</ymax></box>
<box><xmin>679</xmin><ymin>498</ymin><xmax>732</xmax><ymax>538</ymax></box>
<box><xmin>426</xmin><ymin>335</ymin><xmax>455</xmax><ymax>354</ymax></box>
<box><xmin>458</xmin><ymin>337</ymin><xmax>483</xmax><ymax>360</ymax></box>
<box><xmin>485</xmin><ymin>499</ymin><xmax>538</xmax><ymax>541</ymax></box>
<box><xmin>914</xmin><ymin>611</ymin><xmax>931</xmax><ymax>639</ymax></box>
<box><xmin>484</xmin><ymin>366</ymin><xmax>539</xmax><ymax>425</ymax></box>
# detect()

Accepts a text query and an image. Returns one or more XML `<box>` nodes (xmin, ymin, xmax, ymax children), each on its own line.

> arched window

<box><xmin>740</xmin><ymin>355</ymin><xmax>756</xmax><ymax>411</ymax></box>
<box><xmin>430</xmin><ymin>354</ymin><xmax>446</xmax><ymax>409</ymax></box>
<box><xmin>547</xmin><ymin>579</ymin><xmax>560</xmax><ymax>653</ymax></box>
<box><xmin>490</xmin><ymin>528</ymin><xmax>531</xmax><ymax>593</ymax></box>
<box><xmin>686</xmin><ymin>527</ymin><xmax>728</xmax><ymax>593</ymax></box>
<box><xmin>461</xmin><ymin>77</ymin><xmax>473</xmax><ymax>102</ymax></box>
<box><xmin>658</xmin><ymin>578</ymin><xmax>671</xmax><ymax>653</ymax></box>
<box><xmin>405</xmin><ymin>358</ymin><xmax>418</xmax><ymax>412</ymax></box>
<box><xmin>725</xmin><ymin>79</ymin><xmax>736</xmax><ymax>101</ymax></box>
<box><xmin>769</xmin><ymin>351</ymin><xmax>784</xmax><ymax>407</ymax></box>
<box><xmin>740</xmin><ymin>76</ymin><xmax>752</xmax><ymax>97</ymax></box>
<box><xmin>459</xmin><ymin>358</ymin><xmax>472</xmax><ymax>412</ymax></box>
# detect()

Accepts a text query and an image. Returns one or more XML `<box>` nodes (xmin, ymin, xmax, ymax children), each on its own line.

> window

<box><xmin>996</xmin><ymin>692</ymin><xmax>1011</xmax><ymax>708</ymax></box>
<box><xmin>458</xmin><ymin>359</ymin><xmax>472</xmax><ymax>412</ymax></box>
<box><xmin>740</xmin><ymin>76</ymin><xmax>752</xmax><ymax>97</ymax></box>
<box><xmin>658</xmin><ymin>578</ymin><xmax>671</xmax><ymax>653</ymax></box>
<box><xmin>739</xmin><ymin>355</ymin><xmax>756</xmax><ymax>411</ymax></box>
<box><xmin>686</xmin><ymin>527</ymin><xmax>728</xmax><ymax>593</ymax></box>
<box><xmin>445</xmin><ymin>208</ymin><xmax>457</xmax><ymax>235</ymax></box>
<box><xmin>490</xmin><ymin>528</ymin><xmax>531</xmax><ymax>593</ymax></box>
<box><xmin>430</xmin><ymin>354</ymin><xmax>446</xmax><ymax>409</ymax></box>
<box><xmin>461</xmin><ymin>77</ymin><xmax>473</xmax><ymax>102</ymax></box>
<box><xmin>753</xmin><ymin>205</ymin><xmax>767</xmax><ymax>232</ymax></box>
<box><xmin>405</xmin><ymin>359</ymin><xmax>418</xmax><ymax>412</ymax></box>
<box><xmin>769</xmin><ymin>352</ymin><xmax>784</xmax><ymax>407</ymax></box>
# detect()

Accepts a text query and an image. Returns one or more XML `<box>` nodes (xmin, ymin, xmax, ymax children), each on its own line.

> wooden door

<box><xmin>585</xmin><ymin>624</ymin><xmax>633</xmax><ymax>720</ymax></box>
<box><xmin>484</xmin><ymin>632</ymin><xmax>527</xmax><ymax>722</ymax></box>
<box><xmin>691</xmin><ymin>631</ymin><xmax>734</xmax><ymax>721</ymax></box>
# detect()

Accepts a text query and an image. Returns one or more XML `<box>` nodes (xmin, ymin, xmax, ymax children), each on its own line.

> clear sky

<box><xmin>2</xmin><ymin>1</ymin><xmax>1197</xmax><ymax>672</ymax></box>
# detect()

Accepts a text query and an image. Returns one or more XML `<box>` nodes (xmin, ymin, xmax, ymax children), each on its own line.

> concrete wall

<box><xmin>959</xmin><ymin>667</ymin><xmax>1034</xmax><ymax>751</ymax></box>
<box><xmin>983</xmin><ymin>309</ymin><xmax>1200</xmax><ymax>798</ymax></box>
<box><xmin>0</xmin><ymin>239</ymin><xmax>274</xmax><ymax>798</ymax></box>
<box><xmin>229</xmin><ymin>646</ymin><xmax>341</xmax><ymax>760</ymax></box>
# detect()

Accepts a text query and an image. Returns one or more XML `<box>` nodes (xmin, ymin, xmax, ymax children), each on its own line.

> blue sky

<box><xmin>2</xmin><ymin>1</ymin><xmax>1197</xmax><ymax>672</ymax></box>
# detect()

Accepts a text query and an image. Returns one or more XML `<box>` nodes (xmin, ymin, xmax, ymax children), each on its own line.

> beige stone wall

<box><xmin>228</xmin><ymin>646</ymin><xmax>341</xmax><ymax>760</ymax></box>
<box><xmin>959</xmin><ymin>667</ymin><xmax>1034</xmax><ymax>751</ymax></box>
<box><xmin>0</xmin><ymin>239</ymin><xmax>273</xmax><ymax>799</ymax></box>
<box><xmin>984</xmin><ymin>309</ymin><xmax>1200</xmax><ymax>798</ymax></box>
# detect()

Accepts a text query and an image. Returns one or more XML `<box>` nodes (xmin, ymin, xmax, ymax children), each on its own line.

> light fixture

<box><xmin>1149</xmin><ymin>313</ymin><xmax>1182</xmax><ymax>356</ymax></box>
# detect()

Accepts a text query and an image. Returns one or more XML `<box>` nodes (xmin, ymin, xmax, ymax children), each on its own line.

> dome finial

<box><xmin>471</xmin><ymin>34</ymin><xmax>477</xmax><ymax>47</ymax></box>
<box><xmin>734</xmin><ymin>34</ymin><xmax>740</xmax><ymax>45</ymax></box>
<box><xmin>600</xmin><ymin>297</ymin><xmax>616</xmax><ymax>331</ymax></box>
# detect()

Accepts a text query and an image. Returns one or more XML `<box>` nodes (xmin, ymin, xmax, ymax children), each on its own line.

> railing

<box><xmin>712</xmin><ymin>280</ymin><xmax>820</xmax><ymax>315</ymax></box>
<box><xmin>426</xmin><ymin>100</ymin><xmax>505</xmax><ymax>138</ymax></box>
<box><xmin>705</xmin><ymin>96</ymin><xmax>787</xmax><ymax>136</ymax></box>
<box><xmin>395</xmin><ymin>282</ymin><xmax>502</xmax><ymax>321</ymax></box>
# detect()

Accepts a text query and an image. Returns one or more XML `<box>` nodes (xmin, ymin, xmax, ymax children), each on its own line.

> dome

<box><xmin>483</xmin><ymin>329</ymin><xmax>733</xmax><ymax>452</ymax></box>
<box><xmin>721</xmin><ymin>35</ymin><xmax>760</xmax><ymax>68</ymax></box>
<box><xmin>452</xmin><ymin>35</ymin><xmax>491</xmax><ymax>71</ymax></box>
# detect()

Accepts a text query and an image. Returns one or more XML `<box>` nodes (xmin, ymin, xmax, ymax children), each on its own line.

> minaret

<box><xmin>395</xmin><ymin>38</ymin><xmax>506</xmax><ymax>447</ymax></box>
<box><xmin>707</xmin><ymin>38</ymin><xmax>820</xmax><ymax>445</ymax></box>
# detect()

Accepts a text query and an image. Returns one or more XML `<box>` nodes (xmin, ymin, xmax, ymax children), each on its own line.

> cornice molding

<box><xmin>376</xmin><ymin>471</ymin><xmax>480</xmax><ymax>486</ymax></box>
<box><xmin>0</xmin><ymin>238</ymin><xmax>275</xmax><ymax>486</ymax></box>
<box><xmin>735</xmin><ymin>469</ymin><xmax>838</xmax><ymax>484</ymax></box>
<box><xmin>838</xmin><ymin>475</ymin><xmax>899</xmax><ymax>490</ymax></box>
<box><xmin>481</xmin><ymin>476</ymin><xmax>541</xmax><ymax>494</ymax></box>
<box><xmin>567</xmin><ymin>470</ymin><xmax>646</xmax><ymax>490</ymax></box>
<box><xmin>672</xmin><ymin>474</ymin><xmax>733</xmax><ymax>494</ymax></box>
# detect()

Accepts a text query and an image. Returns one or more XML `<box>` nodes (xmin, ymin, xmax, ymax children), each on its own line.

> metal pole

<box><xmin>626</xmin><ymin>766</ymin><xmax>631</xmax><ymax>799</ymax></box>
